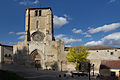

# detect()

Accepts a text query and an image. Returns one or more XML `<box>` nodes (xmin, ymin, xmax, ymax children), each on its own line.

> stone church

<box><xmin>13</xmin><ymin>7</ymin><xmax>120</xmax><ymax>77</ymax></box>
<box><xmin>13</xmin><ymin>7</ymin><xmax>67</xmax><ymax>70</ymax></box>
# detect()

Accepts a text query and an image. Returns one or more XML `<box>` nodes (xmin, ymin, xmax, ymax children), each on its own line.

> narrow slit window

<box><xmin>39</xmin><ymin>10</ymin><xmax>41</xmax><ymax>16</ymax></box>
<box><xmin>35</xmin><ymin>10</ymin><xmax>38</xmax><ymax>16</ymax></box>
<box><xmin>36</xmin><ymin>21</ymin><xmax>39</xmax><ymax>29</ymax></box>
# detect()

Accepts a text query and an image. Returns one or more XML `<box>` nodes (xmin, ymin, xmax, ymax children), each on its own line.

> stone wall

<box><xmin>88</xmin><ymin>49</ymin><xmax>120</xmax><ymax>75</ymax></box>
<box><xmin>13</xmin><ymin>39</ymin><xmax>65</xmax><ymax>70</ymax></box>
<box><xmin>87</xmin><ymin>49</ymin><xmax>120</xmax><ymax>60</ymax></box>
<box><xmin>63</xmin><ymin>49</ymin><xmax>120</xmax><ymax>73</ymax></box>
<box><xmin>0</xmin><ymin>45</ymin><xmax>13</xmax><ymax>64</ymax></box>
<box><xmin>25</xmin><ymin>8</ymin><xmax>54</xmax><ymax>42</ymax></box>
<box><xmin>3</xmin><ymin>46</ymin><xmax>13</xmax><ymax>64</ymax></box>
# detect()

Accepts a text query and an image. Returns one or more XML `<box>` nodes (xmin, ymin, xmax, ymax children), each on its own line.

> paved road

<box><xmin>0</xmin><ymin>64</ymin><xmax>96</xmax><ymax>80</ymax></box>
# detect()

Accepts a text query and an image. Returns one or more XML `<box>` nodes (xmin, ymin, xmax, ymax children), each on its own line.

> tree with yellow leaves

<box><xmin>66</xmin><ymin>45</ymin><xmax>90</xmax><ymax>63</ymax></box>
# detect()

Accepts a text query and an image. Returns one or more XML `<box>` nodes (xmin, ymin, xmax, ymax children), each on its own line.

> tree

<box><xmin>66</xmin><ymin>45</ymin><xmax>90</xmax><ymax>63</ymax></box>
<box><xmin>66</xmin><ymin>45</ymin><xmax>90</xmax><ymax>71</ymax></box>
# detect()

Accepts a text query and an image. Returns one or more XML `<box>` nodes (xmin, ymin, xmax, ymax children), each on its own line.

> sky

<box><xmin>0</xmin><ymin>0</ymin><xmax>120</xmax><ymax>47</ymax></box>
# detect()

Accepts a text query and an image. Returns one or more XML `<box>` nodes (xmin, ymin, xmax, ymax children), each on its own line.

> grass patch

<box><xmin>0</xmin><ymin>70</ymin><xmax>27</xmax><ymax>80</ymax></box>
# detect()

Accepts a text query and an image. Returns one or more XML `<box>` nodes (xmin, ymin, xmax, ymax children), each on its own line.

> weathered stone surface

<box><xmin>13</xmin><ymin>7</ymin><xmax>67</xmax><ymax>71</ymax></box>
<box><xmin>0</xmin><ymin>44</ymin><xmax>13</xmax><ymax>64</ymax></box>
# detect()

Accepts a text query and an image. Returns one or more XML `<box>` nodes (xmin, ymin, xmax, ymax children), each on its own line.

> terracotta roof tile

<box><xmin>101</xmin><ymin>60</ymin><xmax>120</xmax><ymax>69</ymax></box>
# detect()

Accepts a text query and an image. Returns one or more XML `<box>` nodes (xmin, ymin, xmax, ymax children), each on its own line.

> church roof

<box><xmin>64</xmin><ymin>46</ymin><xmax>120</xmax><ymax>51</ymax></box>
<box><xmin>85</xmin><ymin>46</ymin><xmax>120</xmax><ymax>50</ymax></box>
<box><xmin>26</xmin><ymin>7</ymin><xmax>52</xmax><ymax>10</ymax></box>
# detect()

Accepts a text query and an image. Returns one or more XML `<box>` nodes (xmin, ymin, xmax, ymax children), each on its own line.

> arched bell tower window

<box><xmin>39</xmin><ymin>10</ymin><xmax>41</xmax><ymax>16</ymax></box>
<box><xmin>35</xmin><ymin>10</ymin><xmax>38</xmax><ymax>16</ymax></box>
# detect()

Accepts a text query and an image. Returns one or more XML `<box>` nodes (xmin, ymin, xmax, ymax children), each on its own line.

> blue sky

<box><xmin>0</xmin><ymin>0</ymin><xmax>120</xmax><ymax>47</ymax></box>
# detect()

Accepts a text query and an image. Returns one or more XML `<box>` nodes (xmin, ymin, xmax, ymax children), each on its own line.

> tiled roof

<box><xmin>85</xmin><ymin>46</ymin><xmax>120</xmax><ymax>50</ymax></box>
<box><xmin>64</xmin><ymin>46</ymin><xmax>120</xmax><ymax>51</ymax></box>
<box><xmin>101</xmin><ymin>60</ymin><xmax>120</xmax><ymax>69</ymax></box>
<box><xmin>0</xmin><ymin>44</ymin><xmax>13</xmax><ymax>47</ymax></box>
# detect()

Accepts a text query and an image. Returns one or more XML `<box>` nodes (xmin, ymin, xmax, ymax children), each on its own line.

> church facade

<box><xmin>13</xmin><ymin>7</ymin><xmax>120</xmax><ymax>77</ymax></box>
<box><xmin>13</xmin><ymin>7</ymin><xmax>68</xmax><ymax>70</ymax></box>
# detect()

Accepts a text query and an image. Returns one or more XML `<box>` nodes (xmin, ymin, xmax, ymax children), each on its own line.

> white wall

<box><xmin>87</xmin><ymin>49</ymin><xmax>120</xmax><ymax>60</ymax></box>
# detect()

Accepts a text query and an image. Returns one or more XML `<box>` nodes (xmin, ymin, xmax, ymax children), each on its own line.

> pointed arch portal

<box><xmin>30</xmin><ymin>49</ymin><xmax>43</xmax><ymax>68</ymax></box>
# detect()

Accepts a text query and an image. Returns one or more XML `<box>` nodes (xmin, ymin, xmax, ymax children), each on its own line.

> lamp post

<box><xmin>88</xmin><ymin>63</ymin><xmax>91</xmax><ymax>80</ymax></box>
<box><xmin>93</xmin><ymin>64</ymin><xmax>94</xmax><ymax>76</ymax></box>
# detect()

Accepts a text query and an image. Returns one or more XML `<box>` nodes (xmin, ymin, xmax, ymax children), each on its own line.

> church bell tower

<box><xmin>25</xmin><ymin>7</ymin><xmax>54</xmax><ymax>42</ymax></box>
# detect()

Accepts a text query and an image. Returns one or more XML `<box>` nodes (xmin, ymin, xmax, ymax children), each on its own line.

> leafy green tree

<box><xmin>66</xmin><ymin>45</ymin><xmax>90</xmax><ymax>71</ymax></box>
<box><xmin>66</xmin><ymin>45</ymin><xmax>90</xmax><ymax>63</ymax></box>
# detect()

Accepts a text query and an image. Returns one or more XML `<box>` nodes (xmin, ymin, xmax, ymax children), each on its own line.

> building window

<box><xmin>36</xmin><ymin>21</ymin><xmax>39</xmax><ymax>29</ymax></box>
<box><xmin>107</xmin><ymin>50</ymin><xmax>109</xmax><ymax>52</ymax></box>
<box><xmin>97</xmin><ymin>51</ymin><xmax>98</xmax><ymax>52</ymax></box>
<box><xmin>39</xmin><ymin>10</ymin><xmax>41</xmax><ymax>16</ymax></box>
<box><xmin>115</xmin><ymin>49</ymin><xmax>117</xmax><ymax>51</ymax></box>
<box><xmin>35</xmin><ymin>10</ymin><xmax>38</xmax><ymax>16</ymax></box>
<box><xmin>8</xmin><ymin>54</ymin><xmax>11</xmax><ymax>57</ymax></box>
<box><xmin>110</xmin><ymin>52</ymin><xmax>114</xmax><ymax>55</ymax></box>
<box><xmin>118</xmin><ymin>57</ymin><xmax>120</xmax><ymax>59</ymax></box>
<box><xmin>4</xmin><ymin>54</ymin><xmax>7</xmax><ymax>57</ymax></box>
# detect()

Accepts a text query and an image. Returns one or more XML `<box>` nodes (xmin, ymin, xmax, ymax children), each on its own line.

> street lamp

<box><xmin>88</xmin><ymin>63</ymin><xmax>91</xmax><ymax>80</ymax></box>
<box><xmin>93</xmin><ymin>64</ymin><xmax>94</xmax><ymax>76</ymax></box>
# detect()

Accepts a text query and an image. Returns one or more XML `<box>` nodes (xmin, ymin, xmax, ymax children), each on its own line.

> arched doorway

<box><xmin>31</xmin><ymin>49</ymin><xmax>42</xmax><ymax>68</ymax></box>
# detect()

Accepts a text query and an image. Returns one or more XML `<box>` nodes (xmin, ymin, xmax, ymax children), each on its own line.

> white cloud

<box><xmin>109</xmin><ymin>0</ymin><xmax>116</xmax><ymax>3</ymax></box>
<box><xmin>8</xmin><ymin>32</ymin><xmax>14</xmax><ymax>34</ymax></box>
<box><xmin>16</xmin><ymin>32</ymin><xmax>25</xmax><ymax>40</ymax></box>
<box><xmin>18</xmin><ymin>35</ymin><xmax>25</xmax><ymax>40</ymax></box>
<box><xmin>33</xmin><ymin>0</ymin><xmax>39</xmax><ymax>4</ymax></box>
<box><xmin>72</xmin><ymin>28</ymin><xmax>82</xmax><ymax>33</ymax></box>
<box><xmin>53</xmin><ymin>15</ymin><xmax>68</xmax><ymax>28</ymax></box>
<box><xmin>72</xmin><ymin>28</ymin><xmax>87</xmax><ymax>34</ymax></box>
<box><xmin>63</xmin><ymin>37</ymin><xmax>82</xmax><ymax>47</ymax></box>
<box><xmin>19</xmin><ymin>0</ymin><xmax>39</xmax><ymax>5</ymax></box>
<box><xmin>16</xmin><ymin>32</ymin><xmax>25</xmax><ymax>35</ymax></box>
<box><xmin>88</xmin><ymin>23</ymin><xmax>120</xmax><ymax>34</ymax></box>
<box><xmin>85</xmin><ymin>34</ymin><xmax>92</xmax><ymax>38</ymax></box>
<box><xmin>55</xmin><ymin>34</ymin><xmax>82</xmax><ymax>47</ymax></box>
<box><xmin>85</xmin><ymin>32</ymin><xmax>120</xmax><ymax>46</ymax></box>
<box><xmin>64</xmin><ymin>14</ymin><xmax>68</xmax><ymax>18</ymax></box>
<box><xmin>55</xmin><ymin>34</ymin><xmax>65</xmax><ymax>39</ymax></box>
